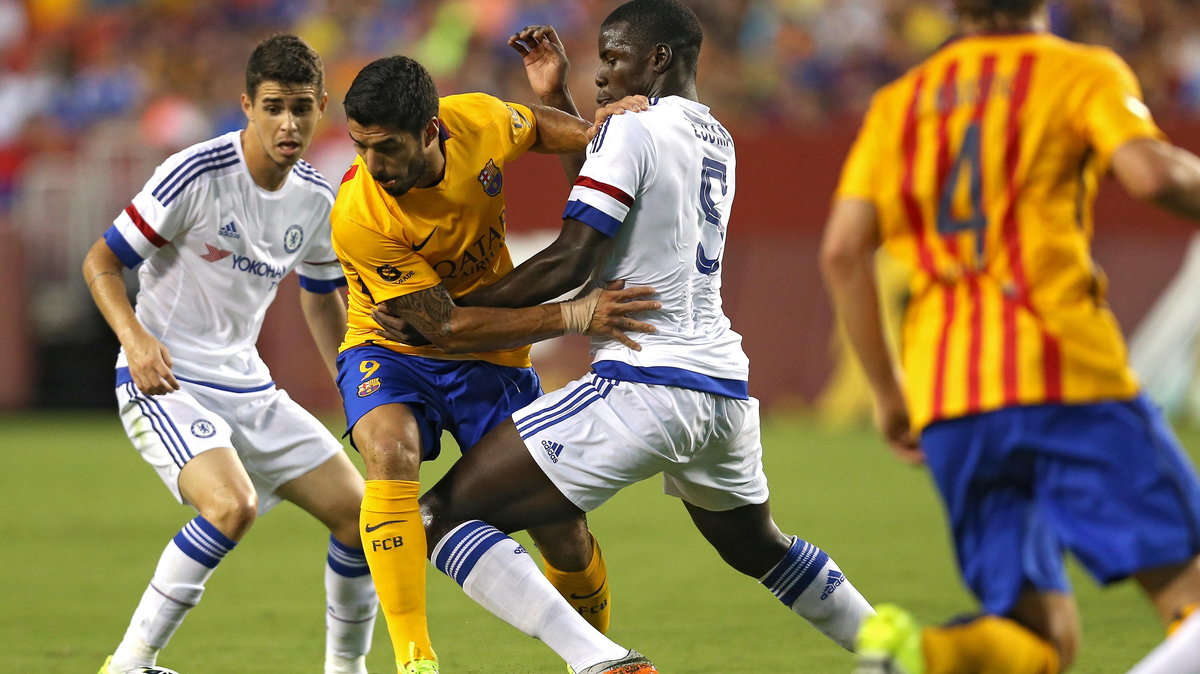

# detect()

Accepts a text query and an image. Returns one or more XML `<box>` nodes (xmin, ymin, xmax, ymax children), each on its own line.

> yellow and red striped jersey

<box><xmin>835</xmin><ymin>32</ymin><xmax>1164</xmax><ymax>432</ymax></box>
<box><xmin>332</xmin><ymin>93</ymin><xmax>538</xmax><ymax>368</ymax></box>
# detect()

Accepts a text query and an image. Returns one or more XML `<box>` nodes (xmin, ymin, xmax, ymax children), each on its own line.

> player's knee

<box><xmin>198</xmin><ymin>492</ymin><xmax>259</xmax><ymax>540</ymax></box>
<box><xmin>359</xmin><ymin>436</ymin><xmax>422</xmax><ymax>480</ymax></box>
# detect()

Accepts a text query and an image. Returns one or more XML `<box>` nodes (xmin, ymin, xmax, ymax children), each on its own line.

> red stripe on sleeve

<box><xmin>124</xmin><ymin>204</ymin><xmax>168</xmax><ymax>248</ymax></box>
<box><xmin>574</xmin><ymin>176</ymin><xmax>634</xmax><ymax>207</ymax></box>
<box><xmin>341</xmin><ymin>164</ymin><xmax>359</xmax><ymax>184</ymax></box>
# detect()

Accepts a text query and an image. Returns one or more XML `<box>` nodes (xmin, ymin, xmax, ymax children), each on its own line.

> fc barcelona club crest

<box><xmin>477</xmin><ymin>158</ymin><xmax>503</xmax><ymax>197</ymax></box>
<box><xmin>357</xmin><ymin>377</ymin><xmax>381</xmax><ymax>397</ymax></box>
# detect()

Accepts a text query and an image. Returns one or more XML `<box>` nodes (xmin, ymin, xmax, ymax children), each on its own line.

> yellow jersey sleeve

<box><xmin>1075</xmin><ymin>48</ymin><xmax>1165</xmax><ymax>170</ymax></box>
<box><xmin>441</xmin><ymin>93</ymin><xmax>538</xmax><ymax>162</ymax></box>
<box><xmin>333</xmin><ymin>212</ymin><xmax>441</xmax><ymax>307</ymax></box>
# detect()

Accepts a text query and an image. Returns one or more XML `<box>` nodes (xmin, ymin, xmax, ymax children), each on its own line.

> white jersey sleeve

<box><xmin>562</xmin><ymin>113</ymin><xmax>656</xmax><ymax>237</ymax></box>
<box><xmin>105</xmin><ymin>140</ymin><xmax>239</xmax><ymax>267</ymax></box>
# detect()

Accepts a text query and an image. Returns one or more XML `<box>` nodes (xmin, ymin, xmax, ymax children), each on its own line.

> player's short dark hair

<box><xmin>245</xmin><ymin>34</ymin><xmax>324</xmax><ymax>101</ymax></box>
<box><xmin>343</xmin><ymin>55</ymin><xmax>439</xmax><ymax>137</ymax></box>
<box><xmin>953</xmin><ymin>0</ymin><xmax>1046</xmax><ymax>21</ymax></box>
<box><xmin>602</xmin><ymin>0</ymin><xmax>703</xmax><ymax>77</ymax></box>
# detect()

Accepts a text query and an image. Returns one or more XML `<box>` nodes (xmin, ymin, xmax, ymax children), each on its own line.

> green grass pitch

<box><xmin>0</xmin><ymin>411</ymin><xmax>1190</xmax><ymax>672</ymax></box>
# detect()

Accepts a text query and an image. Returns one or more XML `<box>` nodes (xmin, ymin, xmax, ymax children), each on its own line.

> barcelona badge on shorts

<box><xmin>477</xmin><ymin>158</ymin><xmax>503</xmax><ymax>197</ymax></box>
<box><xmin>357</xmin><ymin>377</ymin><xmax>381</xmax><ymax>397</ymax></box>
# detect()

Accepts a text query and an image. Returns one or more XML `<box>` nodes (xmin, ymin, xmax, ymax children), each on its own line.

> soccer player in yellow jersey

<box><xmin>331</xmin><ymin>34</ymin><xmax>657</xmax><ymax>674</ymax></box>
<box><xmin>822</xmin><ymin>1</ymin><xmax>1200</xmax><ymax>673</ymax></box>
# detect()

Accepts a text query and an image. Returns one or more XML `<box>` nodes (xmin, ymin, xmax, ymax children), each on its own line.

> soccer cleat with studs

<box><xmin>853</xmin><ymin>604</ymin><xmax>925</xmax><ymax>674</ymax></box>
<box><xmin>572</xmin><ymin>649</ymin><xmax>658</xmax><ymax>674</ymax></box>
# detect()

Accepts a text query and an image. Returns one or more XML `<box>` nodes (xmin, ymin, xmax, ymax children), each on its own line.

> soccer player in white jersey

<box><xmin>81</xmin><ymin>35</ymin><xmax>376</xmax><ymax>674</ymax></box>
<box><xmin>367</xmin><ymin>1</ymin><xmax>875</xmax><ymax>671</ymax></box>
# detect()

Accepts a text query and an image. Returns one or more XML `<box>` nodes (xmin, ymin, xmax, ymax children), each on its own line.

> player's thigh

<box><xmin>513</xmin><ymin>375</ymin><xmax>678</xmax><ymax>513</ymax></box>
<box><xmin>337</xmin><ymin>346</ymin><xmax>449</xmax><ymax>469</ymax></box>
<box><xmin>115</xmin><ymin>378</ymin><xmax>243</xmax><ymax>505</ymax></box>
<box><xmin>178</xmin><ymin>447</ymin><xmax>258</xmax><ymax>520</ymax></box>
<box><xmin>921</xmin><ymin>412</ymin><xmax>1069</xmax><ymax>616</ymax></box>
<box><xmin>275</xmin><ymin>450</ymin><xmax>365</xmax><ymax>540</ymax></box>
<box><xmin>663</xmin><ymin>395</ymin><xmax>770</xmax><ymax>512</ymax></box>
<box><xmin>1035</xmin><ymin>395</ymin><xmax>1200</xmax><ymax>585</ymax></box>
<box><xmin>212</xmin><ymin>386</ymin><xmax>343</xmax><ymax>514</ymax></box>
<box><xmin>423</xmin><ymin>419</ymin><xmax>582</xmax><ymax>541</ymax></box>
<box><xmin>1009</xmin><ymin>589</ymin><xmax>1081</xmax><ymax>669</ymax></box>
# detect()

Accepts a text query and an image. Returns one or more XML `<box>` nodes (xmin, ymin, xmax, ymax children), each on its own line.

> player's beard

<box><xmin>381</xmin><ymin>154</ymin><xmax>429</xmax><ymax>197</ymax></box>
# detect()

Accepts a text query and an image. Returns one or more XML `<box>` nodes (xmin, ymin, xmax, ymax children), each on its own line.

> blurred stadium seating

<box><xmin>3</xmin><ymin>0</ymin><xmax>1200</xmax><ymax>413</ymax></box>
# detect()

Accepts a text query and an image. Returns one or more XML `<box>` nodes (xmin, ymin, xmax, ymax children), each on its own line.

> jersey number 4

<box><xmin>696</xmin><ymin>157</ymin><xmax>729</xmax><ymax>275</ymax></box>
<box><xmin>937</xmin><ymin>121</ymin><xmax>987</xmax><ymax>261</ymax></box>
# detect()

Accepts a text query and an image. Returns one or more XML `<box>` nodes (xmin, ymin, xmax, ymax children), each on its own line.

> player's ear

<box><xmin>318</xmin><ymin>92</ymin><xmax>328</xmax><ymax>117</ymax></box>
<box><xmin>423</xmin><ymin>118</ymin><xmax>440</xmax><ymax>147</ymax></box>
<box><xmin>240</xmin><ymin>92</ymin><xmax>253</xmax><ymax>120</ymax></box>
<box><xmin>651</xmin><ymin>43</ymin><xmax>672</xmax><ymax>74</ymax></box>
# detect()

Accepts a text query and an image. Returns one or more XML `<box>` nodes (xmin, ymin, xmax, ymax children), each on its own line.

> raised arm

<box><xmin>82</xmin><ymin>238</ymin><xmax>179</xmax><ymax>395</ymax></box>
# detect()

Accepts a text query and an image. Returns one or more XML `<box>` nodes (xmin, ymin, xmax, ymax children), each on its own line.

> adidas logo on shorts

<box><xmin>542</xmin><ymin>440</ymin><xmax>565</xmax><ymax>463</ymax></box>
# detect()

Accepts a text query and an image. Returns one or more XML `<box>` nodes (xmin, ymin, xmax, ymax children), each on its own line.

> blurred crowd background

<box><xmin>7</xmin><ymin>0</ymin><xmax>1200</xmax><ymax>216</ymax></box>
<box><xmin>5</xmin><ymin>0</ymin><xmax>1200</xmax><ymax>412</ymax></box>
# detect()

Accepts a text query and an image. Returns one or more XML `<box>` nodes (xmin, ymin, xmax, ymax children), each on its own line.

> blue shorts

<box><xmin>336</xmin><ymin>345</ymin><xmax>542</xmax><ymax>461</ymax></box>
<box><xmin>921</xmin><ymin>394</ymin><xmax>1200</xmax><ymax>616</ymax></box>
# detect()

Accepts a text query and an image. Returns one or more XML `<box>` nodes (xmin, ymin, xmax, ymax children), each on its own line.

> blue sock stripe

<box><xmin>433</xmin><ymin>521</ymin><xmax>508</xmax><ymax>587</ymax></box>
<box><xmin>327</xmin><ymin>535</ymin><xmax>370</xmax><ymax>578</ymax></box>
<box><xmin>173</xmin><ymin>516</ymin><xmax>236</xmax><ymax>569</ymax></box>
<box><xmin>763</xmin><ymin>537</ymin><xmax>829</xmax><ymax>606</ymax></box>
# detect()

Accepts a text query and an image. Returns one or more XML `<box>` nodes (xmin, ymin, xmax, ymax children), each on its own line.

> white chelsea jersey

<box><xmin>563</xmin><ymin>96</ymin><xmax>749</xmax><ymax>399</ymax></box>
<box><xmin>104</xmin><ymin>130</ymin><xmax>345</xmax><ymax>390</ymax></box>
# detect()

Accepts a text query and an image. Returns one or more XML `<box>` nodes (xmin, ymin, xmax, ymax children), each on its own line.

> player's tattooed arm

<box><xmin>373</xmin><ymin>285</ymin><xmax>453</xmax><ymax>346</ymax></box>
<box><xmin>373</xmin><ymin>281</ymin><xmax>659</xmax><ymax>354</ymax></box>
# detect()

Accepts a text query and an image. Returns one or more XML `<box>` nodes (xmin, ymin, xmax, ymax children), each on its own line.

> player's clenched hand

<box><xmin>874</xmin><ymin>389</ymin><xmax>924</xmax><ymax>466</ymax></box>
<box><xmin>575</xmin><ymin>281</ymin><xmax>660</xmax><ymax>350</ymax></box>
<box><xmin>588</xmin><ymin>96</ymin><xmax>651</xmax><ymax>140</ymax></box>
<box><xmin>509</xmin><ymin>24</ymin><xmax>570</xmax><ymax>99</ymax></box>
<box><xmin>126</xmin><ymin>330</ymin><xmax>179</xmax><ymax>396</ymax></box>
<box><xmin>372</xmin><ymin>304</ymin><xmax>432</xmax><ymax>346</ymax></box>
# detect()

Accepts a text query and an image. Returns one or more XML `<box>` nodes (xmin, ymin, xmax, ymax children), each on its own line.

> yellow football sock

<box><xmin>543</xmin><ymin>535</ymin><xmax>611</xmax><ymax>634</ymax></box>
<box><xmin>360</xmin><ymin>480</ymin><xmax>436</xmax><ymax>669</ymax></box>
<box><xmin>923</xmin><ymin>616</ymin><xmax>1059</xmax><ymax>674</ymax></box>
<box><xmin>1169</xmin><ymin>603</ymin><xmax>1198</xmax><ymax>636</ymax></box>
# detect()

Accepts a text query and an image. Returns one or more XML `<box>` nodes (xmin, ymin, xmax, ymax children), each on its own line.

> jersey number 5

<box><xmin>696</xmin><ymin>157</ymin><xmax>728</xmax><ymax>275</ymax></box>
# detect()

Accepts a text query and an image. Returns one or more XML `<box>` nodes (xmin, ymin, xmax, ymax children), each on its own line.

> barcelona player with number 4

<box><xmin>822</xmin><ymin>1</ymin><xmax>1200</xmax><ymax>672</ymax></box>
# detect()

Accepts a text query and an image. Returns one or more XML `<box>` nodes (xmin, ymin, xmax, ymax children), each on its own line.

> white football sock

<box><xmin>110</xmin><ymin>517</ymin><xmax>235</xmax><ymax>671</ymax></box>
<box><xmin>324</xmin><ymin>536</ymin><xmax>377</xmax><ymax>674</ymax></box>
<box><xmin>759</xmin><ymin>536</ymin><xmax>875</xmax><ymax>651</ymax></box>
<box><xmin>432</xmin><ymin>520</ymin><xmax>628</xmax><ymax>672</ymax></box>
<box><xmin>1128</xmin><ymin>610</ymin><xmax>1200</xmax><ymax>674</ymax></box>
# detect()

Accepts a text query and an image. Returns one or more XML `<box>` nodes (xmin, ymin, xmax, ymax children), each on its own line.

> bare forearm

<box><xmin>390</xmin><ymin>294</ymin><xmax>565</xmax><ymax>354</ymax></box>
<box><xmin>300</xmin><ymin>289</ymin><xmax>348</xmax><ymax>380</ymax></box>
<box><xmin>83</xmin><ymin>242</ymin><xmax>146</xmax><ymax>347</ymax></box>
<box><xmin>530</xmin><ymin>104</ymin><xmax>591</xmax><ymax>154</ymax></box>
<box><xmin>823</xmin><ymin>254</ymin><xmax>903</xmax><ymax>400</ymax></box>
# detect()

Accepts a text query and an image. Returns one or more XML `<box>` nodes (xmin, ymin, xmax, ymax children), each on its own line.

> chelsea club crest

<box><xmin>477</xmin><ymin>159</ymin><xmax>503</xmax><ymax>197</ymax></box>
<box><xmin>190</xmin><ymin>419</ymin><xmax>217</xmax><ymax>438</ymax></box>
<box><xmin>284</xmin><ymin>224</ymin><xmax>304</xmax><ymax>253</ymax></box>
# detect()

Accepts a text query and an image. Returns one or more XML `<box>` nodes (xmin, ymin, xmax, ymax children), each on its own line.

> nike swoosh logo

<box><xmin>569</xmin><ymin>581</ymin><xmax>607</xmax><ymax>600</ymax></box>
<box><xmin>412</xmin><ymin>227</ymin><xmax>438</xmax><ymax>252</ymax></box>
<box><xmin>364</xmin><ymin>520</ymin><xmax>406</xmax><ymax>533</ymax></box>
